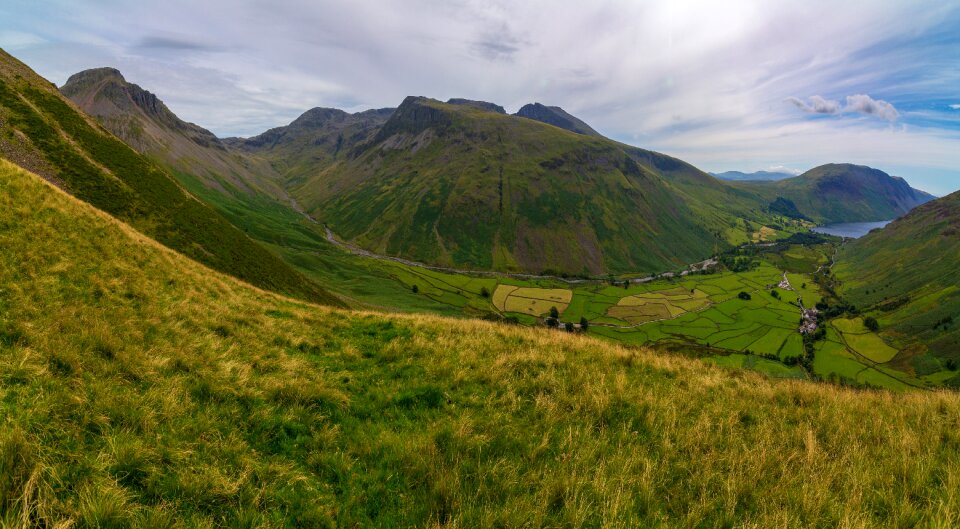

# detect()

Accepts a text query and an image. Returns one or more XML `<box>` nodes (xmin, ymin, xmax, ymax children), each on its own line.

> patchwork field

<box><xmin>245</xmin><ymin>214</ymin><xmax>930</xmax><ymax>391</ymax></box>
<box><xmin>607</xmin><ymin>287</ymin><xmax>710</xmax><ymax>324</ymax></box>
<box><xmin>492</xmin><ymin>285</ymin><xmax>573</xmax><ymax>316</ymax></box>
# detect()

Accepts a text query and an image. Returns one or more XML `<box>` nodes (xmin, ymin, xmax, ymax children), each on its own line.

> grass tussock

<box><xmin>1</xmin><ymin>158</ymin><xmax>960</xmax><ymax>527</ymax></box>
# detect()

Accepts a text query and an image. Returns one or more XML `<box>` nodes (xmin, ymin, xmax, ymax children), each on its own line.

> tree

<box><xmin>864</xmin><ymin>317</ymin><xmax>879</xmax><ymax>332</ymax></box>
<box><xmin>564</xmin><ymin>322</ymin><xmax>574</xmax><ymax>332</ymax></box>
<box><xmin>412</xmin><ymin>285</ymin><xmax>419</xmax><ymax>294</ymax></box>
<box><xmin>579</xmin><ymin>317</ymin><xmax>589</xmax><ymax>331</ymax></box>
<box><xmin>738</xmin><ymin>291</ymin><xmax>752</xmax><ymax>301</ymax></box>
<box><xmin>549</xmin><ymin>306</ymin><xmax>560</xmax><ymax>319</ymax></box>
<box><xmin>770</xmin><ymin>290</ymin><xmax>780</xmax><ymax>300</ymax></box>
<box><xmin>480</xmin><ymin>286</ymin><xmax>490</xmax><ymax>298</ymax></box>
<box><xmin>545</xmin><ymin>317</ymin><xmax>559</xmax><ymax>328</ymax></box>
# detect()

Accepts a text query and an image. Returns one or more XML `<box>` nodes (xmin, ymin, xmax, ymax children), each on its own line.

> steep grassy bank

<box><xmin>834</xmin><ymin>190</ymin><xmax>960</xmax><ymax>376</ymax></box>
<box><xmin>2</xmin><ymin>159</ymin><xmax>960</xmax><ymax>527</ymax></box>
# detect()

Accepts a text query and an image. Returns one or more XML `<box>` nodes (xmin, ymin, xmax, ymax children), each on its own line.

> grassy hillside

<box><xmin>289</xmin><ymin>96</ymin><xmax>726</xmax><ymax>275</ymax></box>
<box><xmin>734</xmin><ymin>163</ymin><xmax>935</xmax><ymax>223</ymax></box>
<box><xmin>834</xmin><ymin>190</ymin><xmax>960</xmax><ymax>379</ymax></box>
<box><xmin>0</xmin><ymin>49</ymin><xmax>340</xmax><ymax>306</ymax></box>
<box><xmin>4</xmin><ymin>156</ymin><xmax>960</xmax><ymax>527</ymax></box>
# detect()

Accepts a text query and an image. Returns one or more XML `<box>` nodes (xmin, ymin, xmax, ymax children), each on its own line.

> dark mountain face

<box><xmin>514</xmin><ymin>102</ymin><xmax>601</xmax><ymax>136</ymax></box>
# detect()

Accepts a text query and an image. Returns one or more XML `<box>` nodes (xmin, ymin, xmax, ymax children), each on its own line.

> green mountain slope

<box><xmin>289</xmin><ymin>96</ymin><xmax>725</xmax><ymax>275</ymax></box>
<box><xmin>0</xmin><ymin>49</ymin><xmax>341</xmax><ymax>306</ymax></box>
<box><xmin>4</xmin><ymin>158</ymin><xmax>960</xmax><ymax>526</ymax></box>
<box><xmin>834</xmin><ymin>190</ymin><xmax>960</xmax><ymax>373</ymax></box>
<box><xmin>733</xmin><ymin>163</ymin><xmax>935</xmax><ymax>223</ymax></box>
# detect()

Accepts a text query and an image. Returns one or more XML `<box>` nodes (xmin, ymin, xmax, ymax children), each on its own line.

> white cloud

<box><xmin>766</xmin><ymin>165</ymin><xmax>803</xmax><ymax>175</ymax></box>
<box><xmin>786</xmin><ymin>95</ymin><xmax>841</xmax><ymax>114</ymax></box>
<box><xmin>785</xmin><ymin>94</ymin><xmax>899</xmax><ymax>121</ymax></box>
<box><xmin>950</xmin><ymin>104</ymin><xmax>960</xmax><ymax>110</ymax></box>
<box><xmin>844</xmin><ymin>94</ymin><xmax>899</xmax><ymax>121</ymax></box>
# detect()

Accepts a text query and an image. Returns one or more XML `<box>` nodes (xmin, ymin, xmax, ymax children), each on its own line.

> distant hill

<box><xmin>733</xmin><ymin>164</ymin><xmax>935</xmax><ymax>223</ymax></box>
<box><xmin>283</xmin><ymin>96</ymin><xmax>725</xmax><ymax>275</ymax></box>
<box><xmin>0</xmin><ymin>50</ymin><xmax>341</xmax><ymax>306</ymax></box>
<box><xmin>711</xmin><ymin>170</ymin><xmax>796</xmax><ymax>181</ymax></box>
<box><xmin>226</xmin><ymin>105</ymin><xmax>394</xmax><ymax>187</ymax></box>
<box><xmin>514</xmin><ymin>102</ymin><xmax>601</xmax><ymax>136</ymax></box>
<box><xmin>834</xmin><ymin>190</ymin><xmax>960</xmax><ymax>377</ymax></box>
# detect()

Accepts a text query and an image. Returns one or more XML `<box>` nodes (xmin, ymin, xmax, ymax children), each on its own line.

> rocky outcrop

<box><xmin>446</xmin><ymin>98</ymin><xmax>506</xmax><ymax>114</ymax></box>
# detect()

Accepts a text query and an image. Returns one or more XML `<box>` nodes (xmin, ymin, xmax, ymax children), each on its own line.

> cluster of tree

<box><xmin>934</xmin><ymin>316</ymin><xmax>954</xmax><ymax>331</ymax></box>
<box><xmin>877</xmin><ymin>296</ymin><xmax>910</xmax><ymax>312</ymax></box>
<box><xmin>815</xmin><ymin>301</ymin><xmax>857</xmax><ymax>319</ymax></box>
<box><xmin>737</xmin><ymin>291</ymin><xmax>752</xmax><ymax>301</ymax></box>
<box><xmin>768</xmin><ymin>197</ymin><xmax>811</xmax><ymax>222</ymax></box>
<box><xmin>544</xmin><ymin>308</ymin><xmax>590</xmax><ymax>333</ymax></box>
<box><xmin>778</xmin><ymin>231</ymin><xmax>831</xmax><ymax>245</ymax></box>
<box><xmin>721</xmin><ymin>255</ymin><xmax>757</xmax><ymax>273</ymax></box>
<box><xmin>480</xmin><ymin>313</ymin><xmax>520</xmax><ymax>325</ymax></box>
<box><xmin>539</xmin><ymin>269</ymin><xmax>591</xmax><ymax>280</ymax></box>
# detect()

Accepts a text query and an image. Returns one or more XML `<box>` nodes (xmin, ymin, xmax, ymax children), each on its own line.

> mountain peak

<box><xmin>446</xmin><ymin>98</ymin><xmax>506</xmax><ymax>114</ymax></box>
<box><xmin>61</xmin><ymin>66</ymin><xmax>179</xmax><ymax>127</ymax></box>
<box><xmin>289</xmin><ymin>107</ymin><xmax>351</xmax><ymax>129</ymax></box>
<box><xmin>514</xmin><ymin>102</ymin><xmax>600</xmax><ymax>136</ymax></box>
<box><xmin>62</xmin><ymin>67</ymin><xmax>126</xmax><ymax>88</ymax></box>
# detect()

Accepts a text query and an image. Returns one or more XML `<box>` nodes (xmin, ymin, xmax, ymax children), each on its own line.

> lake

<box><xmin>811</xmin><ymin>220</ymin><xmax>892</xmax><ymax>238</ymax></box>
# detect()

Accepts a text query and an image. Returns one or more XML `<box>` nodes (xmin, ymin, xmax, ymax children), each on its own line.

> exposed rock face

<box><xmin>446</xmin><ymin>98</ymin><xmax>506</xmax><ymax>114</ymax></box>
<box><xmin>374</xmin><ymin>96</ymin><xmax>454</xmax><ymax>142</ymax></box>
<box><xmin>61</xmin><ymin>68</ymin><xmax>223</xmax><ymax>151</ymax></box>
<box><xmin>514</xmin><ymin>102</ymin><xmax>600</xmax><ymax>136</ymax></box>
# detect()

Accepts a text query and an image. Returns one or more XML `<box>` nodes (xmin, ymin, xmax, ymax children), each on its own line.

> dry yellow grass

<box><xmin>491</xmin><ymin>284</ymin><xmax>519</xmax><ymax>312</ymax></box>
<box><xmin>500</xmin><ymin>287</ymin><xmax>572</xmax><ymax>316</ymax></box>
<box><xmin>2</xmin><ymin>158</ymin><xmax>960</xmax><ymax>527</ymax></box>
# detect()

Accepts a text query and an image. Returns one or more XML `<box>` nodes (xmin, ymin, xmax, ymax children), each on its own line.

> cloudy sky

<box><xmin>2</xmin><ymin>0</ymin><xmax>959</xmax><ymax>194</ymax></box>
